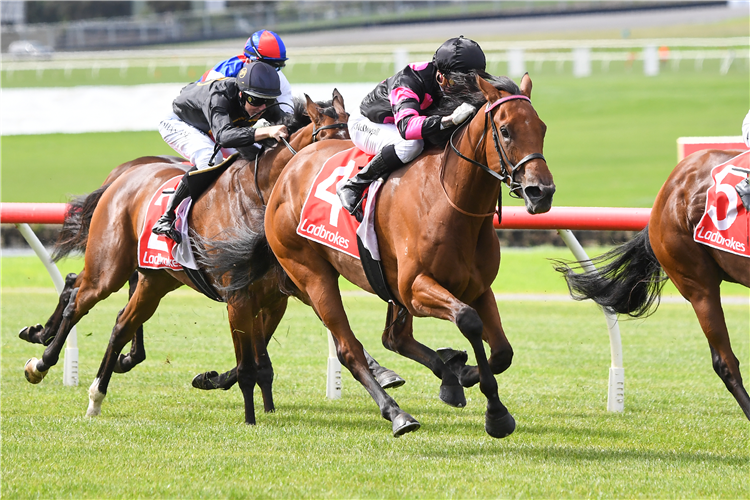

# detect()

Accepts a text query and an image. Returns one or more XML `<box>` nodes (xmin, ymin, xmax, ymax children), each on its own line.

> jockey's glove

<box><xmin>441</xmin><ymin>102</ymin><xmax>476</xmax><ymax>129</ymax></box>
<box><xmin>253</xmin><ymin>118</ymin><xmax>272</xmax><ymax>129</ymax></box>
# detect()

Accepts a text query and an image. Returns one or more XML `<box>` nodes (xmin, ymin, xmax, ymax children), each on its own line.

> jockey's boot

<box><xmin>736</xmin><ymin>178</ymin><xmax>750</xmax><ymax>212</ymax></box>
<box><xmin>336</xmin><ymin>144</ymin><xmax>404</xmax><ymax>221</ymax></box>
<box><xmin>152</xmin><ymin>173</ymin><xmax>191</xmax><ymax>243</ymax></box>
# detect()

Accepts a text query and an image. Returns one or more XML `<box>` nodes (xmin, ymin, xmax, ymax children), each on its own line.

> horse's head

<box><xmin>305</xmin><ymin>89</ymin><xmax>350</xmax><ymax>143</ymax></box>
<box><xmin>477</xmin><ymin>74</ymin><xmax>555</xmax><ymax>214</ymax></box>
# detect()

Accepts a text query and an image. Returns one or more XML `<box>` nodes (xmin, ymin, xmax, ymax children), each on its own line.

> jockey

<box><xmin>199</xmin><ymin>29</ymin><xmax>294</xmax><ymax>113</ymax></box>
<box><xmin>337</xmin><ymin>35</ymin><xmax>486</xmax><ymax>219</ymax></box>
<box><xmin>153</xmin><ymin>61</ymin><xmax>289</xmax><ymax>241</ymax></box>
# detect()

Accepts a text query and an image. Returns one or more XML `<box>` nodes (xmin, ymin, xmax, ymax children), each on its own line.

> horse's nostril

<box><xmin>524</xmin><ymin>186</ymin><xmax>542</xmax><ymax>200</ymax></box>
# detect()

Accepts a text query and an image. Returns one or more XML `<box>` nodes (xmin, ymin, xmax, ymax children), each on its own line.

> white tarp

<box><xmin>1</xmin><ymin>82</ymin><xmax>375</xmax><ymax>136</ymax></box>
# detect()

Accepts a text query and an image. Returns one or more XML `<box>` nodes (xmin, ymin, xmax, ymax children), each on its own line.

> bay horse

<box><xmin>263</xmin><ymin>74</ymin><xmax>555</xmax><ymax>437</ymax></box>
<box><xmin>556</xmin><ymin>149</ymin><xmax>750</xmax><ymax>421</ymax></box>
<box><xmin>20</xmin><ymin>92</ymin><xmax>384</xmax><ymax>424</ymax></box>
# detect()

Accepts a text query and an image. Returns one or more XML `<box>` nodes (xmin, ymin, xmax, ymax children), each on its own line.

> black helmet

<box><xmin>433</xmin><ymin>36</ymin><xmax>486</xmax><ymax>74</ymax></box>
<box><xmin>237</xmin><ymin>61</ymin><xmax>281</xmax><ymax>99</ymax></box>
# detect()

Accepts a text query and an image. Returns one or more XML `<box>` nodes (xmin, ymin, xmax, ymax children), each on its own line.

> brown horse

<box><xmin>557</xmin><ymin>149</ymin><xmax>750</xmax><ymax>421</ymax></box>
<box><xmin>20</xmin><ymin>92</ymin><xmax>363</xmax><ymax>424</ymax></box>
<box><xmin>263</xmin><ymin>74</ymin><xmax>555</xmax><ymax>437</ymax></box>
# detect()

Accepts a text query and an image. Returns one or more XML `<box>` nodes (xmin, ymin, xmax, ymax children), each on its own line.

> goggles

<box><xmin>243</xmin><ymin>93</ymin><xmax>276</xmax><ymax>107</ymax></box>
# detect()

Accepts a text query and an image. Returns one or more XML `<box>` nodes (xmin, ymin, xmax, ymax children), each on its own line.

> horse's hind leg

<box><xmin>693</xmin><ymin>295</ymin><xmax>750</xmax><ymax>420</ymax></box>
<box><xmin>655</xmin><ymin>237</ymin><xmax>750</xmax><ymax>420</ymax></box>
<box><xmin>113</xmin><ymin>272</ymin><xmax>146</xmax><ymax>374</ymax></box>
<box><xmin>380</xmin><ymin>303</ymin><xmax>466</xmax><ymax>407</ymax></box>
<box><xmin>87</xmin><ymin>271</ymin><xmax>181</xmax><ymax>417</ymax></box>
<box><xmin>19</xmin><ymin>273</ymin><xmax>79</xmax><ymax>345</ymax></box>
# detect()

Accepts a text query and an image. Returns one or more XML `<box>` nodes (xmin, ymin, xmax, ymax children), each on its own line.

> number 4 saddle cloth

<box><xmin>297</xmin><ymin>147</ymin><xmax>382</xmax><ymax>260</ymax></box>
<box><xmin>693</xmin><ymin>150</ymin><xmax>750</xmax><ymax>258</ymax></box>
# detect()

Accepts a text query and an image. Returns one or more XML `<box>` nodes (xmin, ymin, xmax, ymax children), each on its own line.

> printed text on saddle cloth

<box><xmin>297</xmin><ymin>148</ymin><xmax>375</xmax><ymax>259</ymax></box>
<box><xmin>693</xmin><ymin>150</ymin><xmax>750</xmax><ymax>258</ymax></box>
<box><xmin>138</xmin><ymin>176</ymin><xmax>184</xmax><ymax>270</ymax></box>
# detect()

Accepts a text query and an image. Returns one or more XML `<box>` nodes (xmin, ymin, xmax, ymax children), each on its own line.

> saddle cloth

<box><xmin>137</xmin><ymin>176</ymin><xmax>199</xmax><ymax>271</ymax></box>
<box><xmin>297</xmin><ymin>147</ymin><xmax>383</xmax><ymax>260</ymax></box>
<box><xmin>693</xmin><ymin>150</ymin><xmax>750</xmax><ymax>258</ymax></box>
<box><xmin>138</xmin><ymin>176</ymin><xmax>185</xmax><ymax>270</ymax></box>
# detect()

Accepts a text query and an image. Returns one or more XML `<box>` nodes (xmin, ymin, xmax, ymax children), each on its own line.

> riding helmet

<box><xmin>237</xmin><ymin>61</ymin><xmax>281</xmax><ymax>98</ymax></box>
<box><xmin>244</xmin><ymin>29</ymin><xmax>288</xmax><ymax>68</ymax></box>
<box><xmin>433</xmin><ymin>36</ymin><xmax>486</xmax><ymax>73</ymax></box>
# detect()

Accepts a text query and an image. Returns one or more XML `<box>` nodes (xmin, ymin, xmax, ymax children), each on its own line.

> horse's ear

<box><xmin>304</xmin><ymin>94</ymin><xmax>321</xmax><ymax>122</ymax></box>
<box><xmin>520</xmin><ymin>73</ymin><xmax>532</xmax><ymax>98</ymax></box>
<box><xmin>332</xmin><ymin>88</ymin><xmax>346</xmax><ymax>114</ymax></box>
<box><xmin>476</xmin><ymin>74</ymin><xmax>501</xmax><ymax>102</ymax></box>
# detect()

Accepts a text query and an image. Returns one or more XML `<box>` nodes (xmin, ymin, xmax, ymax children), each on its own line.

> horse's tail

<box><xmin>51</xmin><ymin>184</ymin><xmax>110</xmax><ymax>262</ymax></box>
<box><xmin>553</xmin><ymin>227</ymin><xmax>667</xmax><ymax>317</ymax></box>
<box><xmin>193</xmin><ymin>207</ymin><xmax>281</xmax><ymax>299</ymax></box>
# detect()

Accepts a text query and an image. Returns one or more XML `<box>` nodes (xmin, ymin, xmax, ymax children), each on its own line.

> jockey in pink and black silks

<box><xmin>338</xmin><ymin>36</ymin><xmax>487</xmax><ymax>219</ymax></box>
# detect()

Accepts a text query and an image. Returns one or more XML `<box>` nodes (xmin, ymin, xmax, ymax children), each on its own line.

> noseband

<box><xmin>449</xmin><ymin>94</ymin><xmax>546</xmax><ymax>199</ymax></box>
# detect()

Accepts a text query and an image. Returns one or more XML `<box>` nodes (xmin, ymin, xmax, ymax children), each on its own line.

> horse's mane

<box><xmin>424</xmin><ymin>71</ymin><xmax>522</xmax><ymax>147</ymax></box>
<box><xmin>253</xmin><ymin>96</ymin><xmax>337</xmax><ymax>150</ymax></box>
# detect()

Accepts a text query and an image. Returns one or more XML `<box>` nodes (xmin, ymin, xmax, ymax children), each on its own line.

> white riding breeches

<box><xmin>349</xmin><ymin>114</ymin><xmax>424</xmax><ymax>163</ymax></box>
<box><xmin>158</xmin><ymin>112</ymin><xmax>237</xmax><ymax>170</ymax></box>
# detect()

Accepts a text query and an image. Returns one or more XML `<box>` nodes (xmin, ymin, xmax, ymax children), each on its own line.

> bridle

<box><xmin>444</xmin><ymin>94</ymin><xmax>546</xmax><ymax>219</ymax></box>
<box><xmin>280</xmin><ymin>121</ymin><xmax>348</xmax><ymax>156</ymax></box>
<box><xmin>254</xmin><ymin>118</ymin><xmax>348</xmax><ymax>205</ymax></box>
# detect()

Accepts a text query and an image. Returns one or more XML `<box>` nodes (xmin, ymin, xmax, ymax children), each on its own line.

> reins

<box><xmin>253</xmin><ymin>120</ymin><xmax>349</xmax><ymax>206</ymax></box>
<box><xmin>442</xmin><ymin>94</ymin><xmax>546</xmax><ymax>220</ymax></box>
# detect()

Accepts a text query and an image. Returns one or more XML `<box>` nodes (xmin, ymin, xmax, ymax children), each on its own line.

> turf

<box><xmin>1</xmin><ymin>254</ymin><xmax>748</xmax><ymax>498</ymax></box>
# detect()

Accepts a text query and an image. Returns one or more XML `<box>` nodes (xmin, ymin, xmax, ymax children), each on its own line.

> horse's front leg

<box><xmin>114</xmin><ymin>272</ymin><xmax>146</xmax><ymax>374</ymax></box>
<box><xmin>409</xmin><ymin>275</ymin><xmax>515</xmax><ymax>438</ymax></box>
<box><xmin>381</xmin><ymin>303</ymin><xmax>465</xmax><ymax>407</ymax></box>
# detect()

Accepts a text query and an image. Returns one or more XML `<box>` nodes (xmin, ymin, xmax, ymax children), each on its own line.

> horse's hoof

<box><xmin>436</xmin><ymin>348</ymin><xmax>468</xmax><ymax>366</ymax></box>
<box><xmin>191</xmin><ymin>371</ymin><xmax>219</xmax><ymax>390</ymax></box>
<box><xmin>392</xmin><ymin>412</ymin><xmax>420</xmax><ymax>437</ymax></box>
<box><xmin>376</xmin><ymin>369</ymin><xmax>406</xmax><ymax>389</ymax></box>
<box><xmin>485</xmin><ymin>410</ymin><xmax>516</xmax><ymax>439</ymax></box>
<box><xmin>439</xmin><ymin>384</ymin><xmax>466</xmax><ymax>408</ymax></box>
<box><xmin>24</xmin><ymin>358</ymin><xmax>48</xmax><ymax>384</ymax></box>
<box><xmin>87</xmin><ymin>379</ymin><xmax>105</xmax><ymax>417</ymax></box>
<box><xmin>85</xmin><ymin>406</ymin><xmax>101</xmax><ymax>418</ymax></box>
<box><xmin>18</xmin><ymin>324</ymin><xmax>43</xmax><ymax>344</ymax></box>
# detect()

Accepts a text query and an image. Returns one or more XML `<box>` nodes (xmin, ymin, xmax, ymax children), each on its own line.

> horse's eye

<box><xmin>500</xmin><ymin>127</ymin><xmax>510</xmax><ymax>139</ymax></box>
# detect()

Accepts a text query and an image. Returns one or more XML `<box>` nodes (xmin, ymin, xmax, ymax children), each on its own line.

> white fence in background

<box><xmin>3</xmin><ymin>38</ymin><xmax>748</xmax><ymax>80</ymax></box>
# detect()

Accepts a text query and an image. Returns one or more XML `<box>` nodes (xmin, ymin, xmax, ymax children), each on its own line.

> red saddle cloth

<box><xmin>137</xmin><ymin>176</ymin><xmax>184</xmax><ymax>270</ymax></box>
<box><xmin>693</xmin><ymin>150</ymin><xmax>750</xmax><ymax>258</ymax></box>
<box><xmin>297</xmin><ymin>147</ymin><xmax>375</xmax><ymax>259</ymax></box>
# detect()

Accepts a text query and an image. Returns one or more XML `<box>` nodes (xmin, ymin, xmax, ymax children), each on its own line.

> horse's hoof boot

<box><xmin>485</xmin><ymin>410</ymin><xmax>515</xmax><ymax>439</ymax></box>
<box><xmin>24</xmin><ymin>358</ymin><xmax>48</xmax><ymax>384</ymax></box>
<box><xmin>439</xmin><ymin>384</ymin><xmax>466</xmax><ymax>408</ymax></box>
<box><xmin>191</xmin><ymin>371</ymin><xmax>219</xmax><ymax>390</ymax></box>
<box><xmin>377</xmin><ymin>370</ymin><xmax>406</xmax><ymax>389</ymax></box>
<box><xmin>436</xmin><ymin>348</ymin><xmax>468</xmax><ymax>365</ymax></box>
<box><xmin>18</xmin><ymin>324</ymin><xmax>43</xmax><ymax>343</ymax></box>
<box><xmin>392</xmin><ymin>412</ymin><xmax>420</xmax><ymax>437</ymax></box>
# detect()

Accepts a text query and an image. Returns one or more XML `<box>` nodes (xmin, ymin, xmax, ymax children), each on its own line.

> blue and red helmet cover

<box><xmin>244</xmin><ymin>30</ymin><xmax>288</xmax><ymax>63</ymax></box>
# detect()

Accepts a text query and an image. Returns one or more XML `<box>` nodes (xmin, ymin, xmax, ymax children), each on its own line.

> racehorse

<box><xmin>556</xmin><ymin>149</ymin><xmax>750</xmax><ymax>421</ymax></box>
<box><xmin>263</xmin><ymin>74</ymin><xmax>555</xmax><ymax>437</ymax></box>
<box><xmin>19</xmin><ymin>92</ymin><xmax>373</xmax><ymax>424</ymax></box>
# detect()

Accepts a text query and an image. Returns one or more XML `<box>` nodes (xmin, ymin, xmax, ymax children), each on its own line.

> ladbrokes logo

<box><xmin>299</xmin><ymin>218</ymin><xmax>350</xmax><ymax>249</ymax></box>
<box><xmin>695</xmin><ymin>227</ymin><xmax>746</xmax><ymax>253</ymax></box>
